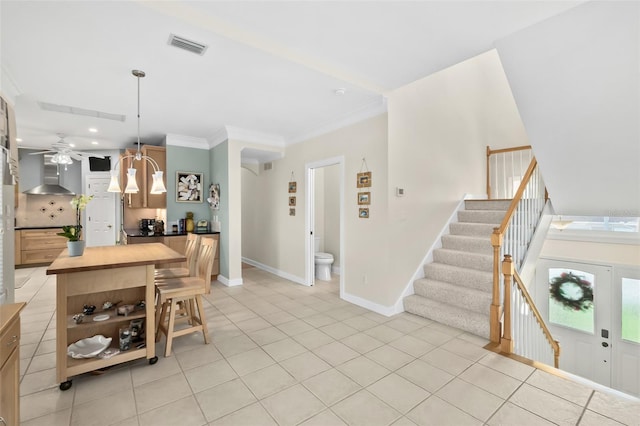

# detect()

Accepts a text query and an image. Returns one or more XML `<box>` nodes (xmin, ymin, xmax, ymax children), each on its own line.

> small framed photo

<box><xmin>288</xmin><ymin>182</ymin><xmax>297</xmax><ymax>193</ymax></box>
<box><xmin>289</xmin><ymin>208</ymin><xmax>296</xmax><ymax>216</ymax></box>
<box><xmin>358</xmin><ymin>192</ymin><xmax>371</xmax><ymax>205</ymax></box>
<box><xmin>289</xmin><ymin>196</ymin><xmax>296</xmax><ymax>206</ymax></box>
<box><xmin>176</xmin><ymin>172</ymin><xmax>203</xmax><ymax>203</ymax></box>
<box><xmin>357</xmin><ymin>171</ymin><xmax>372</xmax><ymax>188</ymax></box>
<box><xmin>359</xmin><ymin>208</ymin><xmax>369</xmax><ymax>219</ymax></box>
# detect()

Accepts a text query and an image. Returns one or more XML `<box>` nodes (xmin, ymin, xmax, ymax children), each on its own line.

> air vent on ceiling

<box><xmin>168</xmin><ymin>34</ymin><xmax>208</xmax><ymax>55</ymax></box>
<box><xmin>38</xmin><ymin>102</ymin><xmax>126</xmax><ymax>122</ymax></box>
<box><xmin>263</xmin><ymin>162</ymin><xmax>273</xmax><ymax>171</ymax></box>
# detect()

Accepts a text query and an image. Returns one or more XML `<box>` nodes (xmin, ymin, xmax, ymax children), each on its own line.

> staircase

<box><xmin>404</xmin><ymin>199</ymin><xmax>510</xmax><ymax>339</ymax></box>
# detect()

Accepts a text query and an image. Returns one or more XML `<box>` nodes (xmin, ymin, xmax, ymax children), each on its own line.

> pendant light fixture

<box><xmin>108</xmin><ymin>70</ymin><xmax>167</xmax><ymax>195</ymax></box>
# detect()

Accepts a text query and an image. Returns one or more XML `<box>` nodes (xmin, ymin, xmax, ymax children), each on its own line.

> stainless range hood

<box><xmin>23</xmin><ymin>154</ymin><xmax>76</xmax><ymax>195</ymax></box>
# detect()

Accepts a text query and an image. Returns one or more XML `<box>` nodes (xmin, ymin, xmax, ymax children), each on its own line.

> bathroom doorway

<box><xmin>305</xmin><ymin>157</ymin><xmax>344</xmax><ymax>297</ymax></box>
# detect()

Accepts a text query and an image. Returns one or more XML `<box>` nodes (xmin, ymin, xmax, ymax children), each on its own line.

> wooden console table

<box><xmin>46</xmin><ymin>243</ymin><xmax>185</xmax><ymax>390</ymax></box>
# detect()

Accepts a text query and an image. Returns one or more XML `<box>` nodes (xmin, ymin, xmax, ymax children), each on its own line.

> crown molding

<box><xmin>165</xmin><ymin>133</ymin><xmax>209</xmax><ymax>150</ymax></box>
<box><xmin>209</xmin><ymin>127</ymin><xmax>229</xmax><ymax>148</ymax></box>
<box><xmin>288</xmin><ymin>97</ymin><xmax>388</xmax><ymax>145</ymax></box>
<box><xmin>225</xmin><ymin>126</ymin><xmax>286</xmax><ymax>147</ymax></box>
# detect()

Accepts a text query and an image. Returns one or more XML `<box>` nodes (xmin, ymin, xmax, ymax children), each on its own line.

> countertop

<box><xmin>15</xmin><ymin>226</ymin><xmax>64</xmax><ymax>230</ymax></box>
<box><xmin>124</xmin><ymin>228</ymin><xmax>220</xmax><ymax>237</ymax></box>
<box><xmin>0</xmin><ymin>302</ymin><xmax>26</xmax><ymax>333</ymax></box>
<box><xmin>46</xmin><ymin>243</ymin><xmax>186</xmax><ymax>275</ymax></box>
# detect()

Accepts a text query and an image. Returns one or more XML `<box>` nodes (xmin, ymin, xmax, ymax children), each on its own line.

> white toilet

<box><xmin>314</xmin><ymin>237</ymin><xmax>334</xmax><ymax>281</ymax></box>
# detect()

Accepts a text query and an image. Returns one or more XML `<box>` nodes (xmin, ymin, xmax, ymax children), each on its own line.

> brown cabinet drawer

<box><xmin>22</xmin><ymin>248</ymin><xmax>65</xmax><ymax>264</ymax></box>
<box><xmin>22</xmin><ymin>236</ymin><xmax>67</xmax><ymax>250</ymax></box>
<box><xmin>21</xmin><ymin>228</ymin><xmax>63</xmax><ymax>239</ymax></box>
<box><xmin>0</xmin><ymin>317</ymin><xmax>19</xmax><ymax>368</ymax></box>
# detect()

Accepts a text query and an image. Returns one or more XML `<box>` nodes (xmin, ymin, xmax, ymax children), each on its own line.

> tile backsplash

<box><xmin>15</xmin><ymin>194</ymin><xmax>75</xmax><ymax>227</ymax></box>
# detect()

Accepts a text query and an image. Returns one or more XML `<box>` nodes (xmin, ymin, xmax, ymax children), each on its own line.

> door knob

<box><xmin>602</xmin><ymin>342</ymin><xmax>609</xmax><ymax>348</ymax></box>
<box><xmin>107</xmin><ymin>225</ymin><xmax>112</xmax><ymax>229</ymax></box>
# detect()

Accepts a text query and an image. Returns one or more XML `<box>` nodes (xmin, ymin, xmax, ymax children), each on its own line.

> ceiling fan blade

<box><xmin>28</xmin><ymin>150</ymin><xmax>56</xmax><ymax>155</ymax></box>
<box><xmin>70</xmin><ymin>153</ymin><xmax>84</xmax><ymax>161</ymax></box>
<box><xmin>74</xmin><ymin>152</ymin><xmax>105</xmax><ymax>159</ymax></box>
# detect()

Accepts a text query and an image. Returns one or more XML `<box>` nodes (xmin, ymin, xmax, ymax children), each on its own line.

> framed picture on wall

<box><xmin>176</xmin><ymin>171</ymin><xmax>204</xmax><ymax>203</ymax></box>
<box><xmin>288</xmin><ymin>182</ymin><xmax>297</xmax><ymax>193</ymax></box>
<box><xmin>357</xmin><ymin>171</ymin><xmax>372</xmax><ymax>188</ymax></box>
<box><xmin>358</xmin><ymin>192</ymin><xmax>371</xmax><ymax>205</ymax></box>
<box><xmin>289</xmin><ymin>208</ymin><xmax>296</xmax><ymax>216</ymax></box>
<box><xmin>359</xmin><ymin>208</ymin><xmax>369</xmax><ymax>219</ymax></box>
<box><xmin>289</xmin><ymin>196</ymin><xmax>296</xmax><ymax>206</ymax></box>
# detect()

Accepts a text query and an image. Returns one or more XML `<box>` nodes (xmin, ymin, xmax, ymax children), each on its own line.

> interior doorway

<box><xmin>85</xmin><ymin>175</ymin><xmax>117</xmax><ymax>247</ymax></box>
<box><xmin>305</xmin><ymin>157</ymin><xmax>344</xmax><ymax>297</ymax></box>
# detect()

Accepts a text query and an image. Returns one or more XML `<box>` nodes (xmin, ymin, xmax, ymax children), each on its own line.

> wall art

<box><xmin>176</xmin><ymin>171</ymin><xmax>203</xmax><ymax>203</ymax></box>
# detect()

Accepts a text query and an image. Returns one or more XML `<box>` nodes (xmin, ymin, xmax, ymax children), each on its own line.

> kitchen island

<box><xmin>46</xmin><ymin>243</ymin><xmax>185</xmax><ymax>390</ymax></box>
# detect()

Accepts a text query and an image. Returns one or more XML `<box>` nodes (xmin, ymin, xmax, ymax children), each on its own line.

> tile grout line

<box><xmin>575</xmin><ymin>390</ymin><xmax>595</xmax><ymax>426</ymax></box>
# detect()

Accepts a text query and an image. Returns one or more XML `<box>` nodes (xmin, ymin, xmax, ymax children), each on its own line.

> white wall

<box><xmin>239</xmin><ymin>114</ymin><xmax>389</xmax><ymax>301</ymax></box>
<box><xmin>385</xmin><ymin>49</ymin><xmax>529</xmax><ymax>307</ymax></box>
<box><xmin>495</xmin><ymin>1</ymin><xmax>640</xmax><ymax>216</ymax></box>
<box><xmin>324</xmin><ymin>164</ymin><xmax>340</xmax><ymax>267</ymax></box>
<box><xmin>314</xmin><ymin>167</ymin><xmax>325</xmax><ymax>252</ymax></box>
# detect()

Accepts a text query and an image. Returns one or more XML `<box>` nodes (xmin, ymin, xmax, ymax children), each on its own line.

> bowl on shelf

<box><xmin>67</xmin><ymin>335</ymin><xmax>112</xmax><ymax>359</ymax></box>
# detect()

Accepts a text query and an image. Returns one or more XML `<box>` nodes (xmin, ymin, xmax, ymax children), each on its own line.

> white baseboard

<box><xmin>242</xmin><ymin>257</ymin><xmax>306</xmax><ymax>286</ymax></box>
<box><xmin>342</xmin><ymin>291</ymin><xmax>399</xmax><ymax>317</ymax></box>
<box><xmin>391</xmin><ymin>195</ymin><xmax>473</xmax><ymax>314</ymax></box>
<box><xmin>217</xmin><ymin>275</ymin><xmax>243</xmax><ymax>287</ymax></box>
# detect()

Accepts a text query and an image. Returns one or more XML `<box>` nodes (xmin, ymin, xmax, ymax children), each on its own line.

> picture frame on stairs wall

<box><xmin>357</xmin><ymin>171</ymin><xmax>371</xmax><ymax>188</ymax></box>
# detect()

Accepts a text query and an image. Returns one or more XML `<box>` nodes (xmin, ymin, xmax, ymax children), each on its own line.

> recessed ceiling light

<box><xmin>91</xmin><ymin>141</ymin><xmax>98</xmax><ymax>145</ymax></box>
<box><xmin>89</xmin><ymin>128</ymin><xmax>98</xmax><ymax>133</ymax></box>
<box><xmin>16</xmin><ymin>138</ymin><xmax>22</xmax><ymax>142</ymax></box>
<box><xmin>334</xmin><ymin>88</ymin><xmax>346</xmax><ymax>96</ymax></box>
<box><xmin>69</xmin><ymin>143</ymin><xmax>76</xmax><ymax>148</ymax></box>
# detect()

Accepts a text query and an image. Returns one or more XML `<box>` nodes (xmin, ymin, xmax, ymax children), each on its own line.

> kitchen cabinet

<box><xmin>16</xmin><ymin>228</ymin><xmax>66</xmax><ymax>266</ymax></box>
<box><xmin>120</xmin><ymin>146</ymin><xmax>166</xmax><ymax>209</ymax></box>
<box><xmin>46</xmin><ymin>244</ymin><xmax>184</xmax><ymax>390</ymax></box>
<box><xmin>0</xmin><ymin>303</ymin><xmax>26</xmax><ymax>426</ymax></box>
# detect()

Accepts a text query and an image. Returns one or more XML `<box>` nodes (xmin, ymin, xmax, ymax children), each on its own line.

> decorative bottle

<box><xmin>185</xmin><ymin>212</ymin><xmax>194</xmax><ymax>233</ymax></box>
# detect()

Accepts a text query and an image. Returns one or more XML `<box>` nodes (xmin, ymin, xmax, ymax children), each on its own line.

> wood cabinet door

<box><xmin>0</xmin><ymin>341</ymin><xmax>19</xmax><ymax>426</ymax></box>
<box><xmin>121</xmin><ymin>149</ymin><xmax>144</xmax><ymax>208</ymax></box>
<box><xmin>143</xmin><ymin>146</ymin><xmax>166</xmax><ymax>209</ymax></box>
<box><xmin>163</xmin><ymin>236</ymin><xmax>187</xmax><ymax>269</ymax></box>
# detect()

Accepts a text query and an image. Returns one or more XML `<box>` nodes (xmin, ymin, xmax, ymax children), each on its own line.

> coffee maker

<box><xmin>139</xmin><ymin>219</ymin><xmax>155</xmax><ymax>235</ymax></box>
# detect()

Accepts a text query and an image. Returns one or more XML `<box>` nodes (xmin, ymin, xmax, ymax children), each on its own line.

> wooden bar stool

<box><xmin>155</xmin><ymin>233</ymin><xmax>200</xmax><ymax>279</ymax></box>
<box><xmin>154</xmin><ymin>237</ymin><xmax>217</xmax><ymax>357</ymax></box>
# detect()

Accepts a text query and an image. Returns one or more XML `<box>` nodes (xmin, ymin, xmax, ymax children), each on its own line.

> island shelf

<box><xmin>47</xmin><ymin>243</ymin><xmax>185</xmax><ymax>390</ymax></box>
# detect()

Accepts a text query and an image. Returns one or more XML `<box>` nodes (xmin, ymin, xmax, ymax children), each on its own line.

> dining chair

<box><xmin>154</xmin><ymin>237</ymin><xmax>216</xmax><ymax>357</ymax></box>
<box><xmin>155</xmin><ymin>233</ymin><xmax>200</xmax><ymax>279</ymax></box>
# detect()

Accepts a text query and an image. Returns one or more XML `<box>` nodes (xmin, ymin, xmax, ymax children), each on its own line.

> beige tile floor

<box><xmin>15</xmin><ymin>266</ymin><xmax>640</xmax><ymax>426</ymax></box>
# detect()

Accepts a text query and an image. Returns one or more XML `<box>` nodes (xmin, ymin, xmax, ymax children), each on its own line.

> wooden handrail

<box><xmin>487</xmin><ymin>145</ymin><xmax>532</xmax><ymax>156</ymax></box>
<box><xmin>501</xmin><ymin>255</ymin><xmax>560</xmax><ymax>368</ymax></box>
<box><xmin>496</xmin><ymin>157</ymin><xmax>538</xmax><ymax>235</ymax></box>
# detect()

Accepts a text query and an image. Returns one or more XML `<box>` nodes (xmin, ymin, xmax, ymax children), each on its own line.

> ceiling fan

<box><xmin>28</xmin><ymin>133</ymin><xmax>103</xmax><ymax>164</ymax></box>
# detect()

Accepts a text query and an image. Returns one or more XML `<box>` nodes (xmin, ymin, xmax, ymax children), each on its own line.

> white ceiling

<box><xmin>1</xmin><ymin>1</ymin><xmax>582</xmax><ymax>155</ymax></box>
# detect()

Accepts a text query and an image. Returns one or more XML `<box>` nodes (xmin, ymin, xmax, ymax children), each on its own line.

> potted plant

<box><xmin>58</xmin><ymin>194</ymin><xmax>94</xmax><ymax>257</ymax></box>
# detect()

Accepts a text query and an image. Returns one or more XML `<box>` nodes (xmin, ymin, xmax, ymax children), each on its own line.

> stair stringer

<box><xmin>391</xmin><ymin>194</ymin><xmax>487</xmax><ymax>314</ymax></box>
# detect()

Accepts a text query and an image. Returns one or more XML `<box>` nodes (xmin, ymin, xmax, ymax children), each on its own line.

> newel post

<box><xmin>501</xmin><ymin>255</ymin><xmax>514</xmax><ymax>354</ymax></box>
<box><xmin>490</xmin><ymin>228</ymin><xmax>503</xmax><ymax>343</ymax></box>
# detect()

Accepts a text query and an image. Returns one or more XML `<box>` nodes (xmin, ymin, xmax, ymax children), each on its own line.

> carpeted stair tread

<box><xmin>457</xmin><ymin>209</ymin><xmax>506</xmax><ymax>224</ymax></box>
<box><xmin>404</xmin><ymin>295</ymin><xmax>489</xmax><ymax>339</ymax></box>
<box><xmin>449</xmin><ymin>222</ymin><xmax>497</xmax><ymax>238</ymax></box>
<box><xmin>441</xmin><ymin>234</ymin><xmax>493</xmax><ymax>255</ymax></box>
<box><xmin>433</xmin><ymin>248</ymin><xmax>493</xmax><ymax>272</ymax></box>
<box><xmin>423</xmin><ymin>263</ymin><xmax>492</xmax><ymax>291</ymax></box>
<box><xmin>465</xmin><ymin>199</ymin><xmax>512</xmax><ymax>211</ymax></box>
<box><xmin>413</xmin><ymin>278</ymin><xmax>491</xmax><ymax>315</ymax></box>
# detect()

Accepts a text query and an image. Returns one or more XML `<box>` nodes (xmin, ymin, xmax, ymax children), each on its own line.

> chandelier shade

<box><xmin>107</xmin><ymin>69</ymin><xmax>167</xmax><ymax>195</ymax></box>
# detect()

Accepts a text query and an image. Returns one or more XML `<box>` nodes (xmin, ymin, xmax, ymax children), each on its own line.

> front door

<box><xmin>537</xmin><ymin>259</ymin><xmax>612</xmax><ymax>387</ymax></box>
<box><xmin>612</xmin><ymin>267</ymin><xmax>640</xmax><ymax>397</ymax></box>
<box><xmin>85</xmin><ymin>176</ymin><xmax>116</xmax><ymax>247</ymax></box>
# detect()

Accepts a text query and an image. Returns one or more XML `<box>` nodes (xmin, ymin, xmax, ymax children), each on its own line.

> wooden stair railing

<box><xmin>487</xmin><ymin>150</ymin><xmax>559</xmax><ymax>368</ymax></box>
<box><xmin>501</xmin><ymin>255</ymin><xmax>560</xmax><ymax>368</ymax></box>
<box><xmin>486</xmin><ymin>145</ymin><xmax>532</xmax><ymax>199</ymax></box>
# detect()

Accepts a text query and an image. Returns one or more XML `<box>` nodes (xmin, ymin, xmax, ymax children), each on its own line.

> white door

<box><xmin>537</xmin><ymin>259</ymin><xmax>612</xmax><ymax>386</ymax></box>
<box><xmin>85</xmin><ymin>176</ymin><xmax>116</xmax><ymax>247</ymax></box>
<box><xmin>612</xmin><ymin>267</ymin><xmax>640</xmax><ymax>397</ymax></box>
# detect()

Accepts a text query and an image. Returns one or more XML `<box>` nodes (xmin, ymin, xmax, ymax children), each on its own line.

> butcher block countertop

<box><xmin>46</xmin><ymin>243</ymin><xmax>186</xmax><ymax>275</ymax></box>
